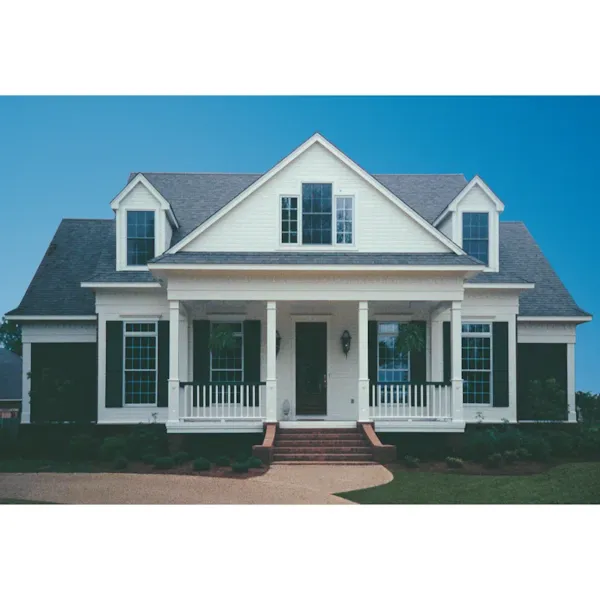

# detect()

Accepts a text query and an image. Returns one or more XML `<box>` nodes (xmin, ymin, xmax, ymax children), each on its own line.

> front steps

<box><xmin>272</xmin><ymin>428</ymin><xmax>375</xmax><ymax>463</ymax></box>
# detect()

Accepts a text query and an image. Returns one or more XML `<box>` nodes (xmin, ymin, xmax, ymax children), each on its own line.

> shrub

<box><xmin>486</xmin><ymin>453</ymin><xmax>503</xmax><ymax>468</ymax></box>
<box><xmin>543</xmin><ymin>430</ymin><xmax>576</xmax><ymax>457</ymax></box>
<box><xmin>68</xmin><ymin>433</ymin><xmax>98</xmax><ymax>461</ymax></box>
<box><xmin>141</xmin><ymin>453</ymin><xmax>157</xmax><ymax>465</ymax></box>
<box><xmin>503</xmin><ymin>450</ymin><xmax>519</xmax><ymax>464</ymax></box>
<box><xmin>125</xmin><ymin>424</ymin><xmax>168</xmax><ymax>460</ymax></box>
<box><xmin>445</xmin><ymin>456</ymin><xmax>464</xmax><ymax>469</ymax></box>
<box><xmin>577</xmin><ymin>429</ymin><xmax>600</xmax><ymax>458</ymax></box>
<box><xmin>154</xmin><ymin>456</ymin><xmax>175</xmax><ymax>470</ymax></box>
<box><xmin>231</xmin><ymin>461</ymin><xmax>250</xmax><ymax>473</ymax></box>
<box><xmin>576</xmin><ymin>391</ymin><xmax>600</xmax><ymax>426</ymax></box>
<box><xmin>247</xmin><ymin>456</ymin><xmax>263</xmax><ymax>469</ymax></box>
<box><xmin>193</xmin><ymin>457</ymin><xmax>211</xmax><ymax>471</ymax></box>
<box><xmin>173</xmin><ymin>451</ymin><xmax>191</xmax><ymax>465</ymax></box>
<box><xmin>515</xmin><ymin>447</ymin><xmax>531</xmax><ymax>461</ymax></box>
<box><xmin>521</xmin><ymin>378</ymin><xmax>567</xmax><ymax>421</ymax></box>
<box><xmin>404</xmin><ymin>455</ymin><xmax>420</xmax><ymax>469</ymax></box>
<box><xmin>100</xmin><ymin>436</ymin><xmax>127</xmax><ymax>461</ymax></box>
<box><xmin>214</xmin><ymin>455</ymin><xmax>231</xmax><ymax>467</ymax></box>
<box><xmin>522</xmin><ymin>436</ymin><xmax>552</xmax><ymax>462</ymax></box>
<box><xmin>494</xmin><ymin>426</ymin><xmax>524</xmax><ymax>453</ymax></box>
<box><xmin>462</xmin><ymin>429</ymin><xmax>497</xmax><ymax>461</ymax></box>
<box><xmin>113</xmin><ymin>455</ymin><xmax>128</xmax><ymax>470</ymax></box>
<box><xmin>235</xmin><ymin>452</ymin><xmax>249</xmax><ymax>463</ymax></box>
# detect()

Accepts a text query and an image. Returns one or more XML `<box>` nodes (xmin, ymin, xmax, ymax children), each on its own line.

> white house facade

<box><xmin>7</xmin><ymin>134</ymin><xmax>591</xmax><ymax>443</ymax></box>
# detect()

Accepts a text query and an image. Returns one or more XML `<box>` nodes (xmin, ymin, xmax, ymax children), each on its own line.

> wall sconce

<box><xmin>341</xmin><ymin>330</ymin><xmax>352</xmax><ymax>357</ymax></box>
<box><xmin>276</xmin><ymin>330</ymin><xmax>282</xmax><ymax>356</ymax></box>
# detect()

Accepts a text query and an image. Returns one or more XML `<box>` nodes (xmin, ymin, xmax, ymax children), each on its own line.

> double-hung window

<box><xmin>210</xmin><ymin>322</ymin><xmax>244</xmax><ymax>383</ymax></box>
<box><xmin>280</xmin><ymin>184</ymin><xmax>354</xmax><ymax>246</ymax></box>
<box><xmin>127</xmin><ymin>210</ymin><xmax>155</xmax><ymax>266</ymax></box>
<box><xmin>461</xmin><ymin>323</ymin><xmax>492</xmax><ymax>405</ymax></box>
<box><xmin>377</xmin><ymin>322</ymin><xmax>410</xmax><ymax>383</ymax></box>
<box><xmin>462</xmin><ymin>212</ymin><xmax>489</xmax><ymax>265</ymax></box>
<box><xmin>124</xmin><ymin>322</ymin><xmax>157</xmax><ymax>405</ymax></box>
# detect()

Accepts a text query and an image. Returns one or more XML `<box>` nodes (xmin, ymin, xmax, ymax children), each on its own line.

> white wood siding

<box><xmin>184</xmin><ymin>144</ymin><xmax>451</xmax><ymax>253</ymax></box>
<box><xmin>518</xmin><ymin>322</ymin><xmax>577</xmax><ymax>344</ymax></box>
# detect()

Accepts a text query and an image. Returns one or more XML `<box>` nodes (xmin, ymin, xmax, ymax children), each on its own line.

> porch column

<box><xmin>21</xmin><ymin>342</ymin><xmax>31</xmax><ymax>424</ymax></box>
<box><xmin>567</xmin><ymin>342</ymin><xmax>576</xmax><ymax>422</ymax></box>
<box><xmin>450</xmin><ymin>300</ymin><xmax>464</xmax><ymax>422</ymax></box>
<box><xmin>358</xmin><ymin>301</ymin><xmax>370</xmax><ymax>422</ymax></box>
<box><xmin>265</xmin><ymin>301</ymin><xmax>277</xmax><ymax>422</ymax></box>
<box><xmin>168</xmin><ymin>300</ymin><xmax>180</xmax><ymax>425</ymax></box>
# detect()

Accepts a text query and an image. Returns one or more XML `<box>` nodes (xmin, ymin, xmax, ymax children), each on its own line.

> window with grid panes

<box><xmin>124</xmin><ymin>322</ymin><xmax>157</xmax><ymax>405</ymax></box>
<box><xmin>281</xmin><ymin>196</ymin><xmax>298</xmax><ymax>244</ymax></box>
<box><xmin>335</xmin><ymin>196</ymin><xmax>353</xmax><ymax>244</ymax></box>
<box><xmin>462</xmin><ymin>212</ymin><xmax>489</xmax><ymax>265</ymax></box>
<box><xmin>301</xmin><ymin>183</ymin><xmax>332</xmax><ymax>244</ymax></box>
<box><xmin>210</xmin><ymin>322</ymin><xmax>244</xmax><ymax>383</ymax></box>
<box><xmin>461</xmin><ymin>323</ymin><xmax>492</xmax><ymax>404</ymax></box>
<box><xmin>127</xmin><ymin>211</ymin><xmax>155</xmax><ymax>265</ymax></box>
<box><xmin>377</xmin><ymin>322</ymin><xmax>410</xmax><ymax>383</ymax></box>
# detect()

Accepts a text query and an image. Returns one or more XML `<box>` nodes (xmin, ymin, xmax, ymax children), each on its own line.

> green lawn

<box><xmin>339</xmin><ymin>463</ymin><xmax>600</xmax><ymax>504</ymax></box>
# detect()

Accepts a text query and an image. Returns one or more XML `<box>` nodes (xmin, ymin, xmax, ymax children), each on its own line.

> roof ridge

<box><xmin>61</xmin><ymin>218</ymin><xmax>113</xmax><ymax>222</ymax></box>
<box><xmin>373</xmin><ymin>173</ymin><xmax>466</xmax><ymax>177</ymax></box>
<box><xmin>135</xmin><ymin>171</ymin><xmax>263</xmax><ymax>176</ymax></box>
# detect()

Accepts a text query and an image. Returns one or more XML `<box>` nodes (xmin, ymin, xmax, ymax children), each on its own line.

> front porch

<box><xmin>165</xmin><ymin>298</ymin><xmax>466</xmax><ymax>433</ymax></box>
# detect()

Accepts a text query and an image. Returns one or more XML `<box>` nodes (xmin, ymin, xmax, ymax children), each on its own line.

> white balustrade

<box><xmin>369</xmin><ymin>383</ymin><xmax>452</xmax><ymax>420</ymax></box>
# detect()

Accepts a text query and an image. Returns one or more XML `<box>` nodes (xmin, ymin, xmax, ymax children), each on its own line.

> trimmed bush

<box><xmin>543</xmin><ymin>431</ymin><xmax>576</xmax><ymax>457</ymax></box>
<box><xmin>113</xmin><ymin>455</ymin><xmax>128</xmax><ymax>470</ymax></box>
<box><xmin>445</xmin><ymin>456</ymin><xmax>464</xmax><ymax>469</ymax></box>
<box><xmin>462</xmin><ymin>429</ymin><xmax>497</xmax><ymax>461</ymax></box>
<box><xmin>214</xmin><ymin>455</ymin><xmax>231</xmax><ymax>467</ymax></box>
<box><xmin>141</xmin><ymin>453</ymin><xmax>157</xmax><ymax>465</ymax></box>
<box><xmin>515</xmin><ymin>447</ymin><xmax>531</xmax><ymax>461</ymax></box>
<box><xmin>404</xmin><ymin>455</ymin><xmax>420</xmax><ymax>469</ymax></box>
<box><xmin>486</xmin><ymin>453</ymin><xmax>503</xmax><ymax>469</ymax></box>
<box><xmin>100</xmin><ymin>436</ymin><xmax>127</xmax><ymax>461</ymax></box>
<box><xmin>503</xmin><ymin>450</ymin><xmax>519</xmax><ymax>464</ymax></box>
<box><xmin>173</xmin><ymin>451</ymin><xmax>191</xmax><ymax>465</ymax></box>
<box><xmin>125</xmin><ymin>424</ymin><xmax>168</xmax><ymax>460</ymax></box>
<box><xmin>69</xmin><ymin>433</ymin><xmax>98</xmax><ymax>461</ymax></box>
<box><xmin>231</xmin><ymin>461</ymin><xmax>250</xmax><ymax>473</ymax></box>
<box><xmin>154</xmin><ymin>456</ymin><xmax>175</xmax><ymax>470</ymax></box>
<box><xmin>247</xmin><ymin>456</ymin><xmax>263</xmax><ymax>469</ymax></box>
<box><xmin>193</xmin><ymin>457</ymin><xmax>211</xmax><ymax>471</ymax></box>
<box><xmin>522</xmin><ymin>436</ymin><xmax>552</xmax><ymax>462</ymax></box>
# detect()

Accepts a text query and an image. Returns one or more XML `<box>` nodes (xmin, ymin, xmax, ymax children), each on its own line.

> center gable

<box><xmin>180</xmin><ymin>141</ymin><xmax>455</xmax><ymax>254</ymax></box>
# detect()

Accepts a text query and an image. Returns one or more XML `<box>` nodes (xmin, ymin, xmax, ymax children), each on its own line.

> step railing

<box><xmin>369</xmin><ymin>382</ymin><xmax>452</xmax><ymax>420</ymax></box>
<box><xmin>179</xmin><ymin>381</ymin><xmax>266</xmax><ymax>420</ymax></box>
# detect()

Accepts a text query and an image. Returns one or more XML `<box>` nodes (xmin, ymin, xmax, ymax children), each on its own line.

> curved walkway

<box><xmin>0</xmin><ymin>465</ymin><xmax>392</xmax><ymax>505</ymax></box>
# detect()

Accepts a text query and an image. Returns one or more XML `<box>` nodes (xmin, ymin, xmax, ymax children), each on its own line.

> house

<box><xmin>5</xmin><ymin>133</ymin><xmax>591</xmax><ymax>459</ymax></box>
<box><xmin>0</xmin><ymin>348</ymin><xmax>22</xmax><ymax>417</ymax></box>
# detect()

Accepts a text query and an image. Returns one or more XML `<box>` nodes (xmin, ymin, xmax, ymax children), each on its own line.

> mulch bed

<box><xmin>388</xmin><ymin>460</ymin><xmax>554</xmax><ymax>476</ymax></box>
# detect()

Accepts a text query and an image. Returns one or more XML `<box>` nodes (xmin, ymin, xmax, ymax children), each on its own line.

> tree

<box><xmin>0</xmin><ymin>317</ymin><xmax>22</xmax><ymax>356</ymax></box>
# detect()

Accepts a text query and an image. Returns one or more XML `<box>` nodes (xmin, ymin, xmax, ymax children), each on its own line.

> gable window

<box><xmin>302</xmin><ymin>183</ymin><xmax>332</xmax><ymax>245</ymax></box>
<box><xmin>377</xmin><ymin>322</ymin><xmax>410</xmax><ymax>383</ymax></box>
<box><xmin>336</xmin><ymin>196</ymin><xmax>353</xmax><ymax>244</ymax></box>
<box><xmin>127</xmin><ymin>210</ymin><xmax>155</xmax><ymax>265</ymax></box>
<box><xmin>210</xmin><ymin>322</ymin><xmax>244</xmax><ymax>383</ymax></box>
<box><xmin>462</xmin><ymin>323</ymin><xmax>492</xmax><ymax>405</ymax></box>
<box><xmin>281</xmin><ymin>196</ymin><xmax>298</xmax><ymax>244</ymax></box>
<box><xmin>124</xmin><ymin>322</ymin><xmax>157</xmax><ymax>405</ymax></box>
<box><xmin>462</xmin><ymin>212</ymin><xmax>489</xmax><ymax>264</ymax></box>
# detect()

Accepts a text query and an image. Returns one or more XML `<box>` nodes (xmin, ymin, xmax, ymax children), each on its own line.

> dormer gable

<box><xmin>433</xmin><ymin>176</ymin><xmax>504</xmax><ymax>272</ymax></box>
<box><xmin>110</xmin><ymin>174</ymin><xmax>179</xmax><ymax>271</ymax></box>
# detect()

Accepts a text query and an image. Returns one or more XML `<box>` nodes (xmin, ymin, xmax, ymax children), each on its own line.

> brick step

<box><xmin>274</xmin><ymin>461</ymin><xmax>378</xmax><ymax>466</ymax></box>
<box><xmin>273</xmin><ymin>453</ymin><xmax>374</xmax><ymax>462</ymax></box>
<box><xmin>279</xmin><ymin>428</ymin><xmax>359</xmax><ymax>433</ymax></box>
<box><xmin>276</xmin><ymin>439</ymin><xmax>369</xmax><ymax>448</ymax></box>
<box><xmin>277</xmin><ymin>432</ymin><xmax>364</xmax><ymax>441</ymax></box>
<box><xmin>274</xmin><ymin>445</ymin><xmax>370</xmax><ymax>454</ymax></box>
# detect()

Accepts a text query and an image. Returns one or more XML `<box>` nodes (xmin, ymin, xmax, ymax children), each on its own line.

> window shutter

<box><xmin>105</xmin><ymin>321</ymin><xmax>123</xmax><ymax>407</ymax></box>
<box><xmin>243</xmin><ymin>320</ymin><xmax>261</xmax><ymax>382</ymax></box>
<box><xmin>443</xmin><ymin>322</ymin><xmax>451</xmax><ymax>384</ymax></box>
<box><xmin>157</xmin><ymin>321</ymin><xmax>170</xmax><ymax>407</ymax></box>
<box><xmin>410</xmin><ymin>321</ymin><xmax>427</xmax><ymax>383</ymax></box>
<box><xmin>193</xmin><ymin>320</ymin><xmax>210</xmax><ymax>382</ymax></box>
<box><xmin>493</xmin><ymin>322</ymin><xmax>509</xmax><ymax>407</ymax></box>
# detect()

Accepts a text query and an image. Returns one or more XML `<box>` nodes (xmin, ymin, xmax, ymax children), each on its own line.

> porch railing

<box><xmin>370</xmin><ymin>382</ymin><xmax>452</xmax><ymax>420</ymax></box>
<box><xmin>179</xmin><ymin>381</ymin><xmax>266</xmax><ymax>420</ymax></box>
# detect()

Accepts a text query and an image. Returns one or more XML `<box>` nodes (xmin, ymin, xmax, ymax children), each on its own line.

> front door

<box><xmin>295</xmin><ymin>322</ymin><xmax>327</xmax><ymax>416</ymax></box>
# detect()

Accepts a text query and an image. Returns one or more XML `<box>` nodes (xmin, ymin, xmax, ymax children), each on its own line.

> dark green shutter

<box><xmin>157</xmin><ymin>321</ymin><xmax>169</xmax><ymax>407</ymax></box>
<box><xmin>105</xmin><ymin>321</ymin><xmax>123</xmax><ymax>407</ymax></box>
<box><xmin>368</xmin><ymin>321</ymin><xmax>378</xmax><ymax>405</ymax></box>
<box><xmin>492</xmin><ymin>322</ymin><xmax>509</xmax><ymax>407</ymax></box>
<box><xmin>410</xmin><ymin>321</ymin><xmax>427</xmax><ymax>383</ymax></box>
<box><xmin>193</xmin><ymin>320</ymin><xmax>210</xmax><ymax>382</ymax></box>
<box><xmin>243</xmin><ymin>320</ymin><xmax>261</xmax><ymax>382</ymax></box>
<box><xmin>443</xmin><ymin>322</ymin><xmax>451</xmax><ymax>384</ymax></box>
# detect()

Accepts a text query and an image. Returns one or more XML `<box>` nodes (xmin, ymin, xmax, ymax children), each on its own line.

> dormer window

<box><xmin>463</xmin><ymin>212</ymin><xmax>489</xmax><ymax>265</ymax></box>
<box><xmin>127</xmin><ymin>211</ymin><xmax>155</xmax><ymax>265</ymax></box>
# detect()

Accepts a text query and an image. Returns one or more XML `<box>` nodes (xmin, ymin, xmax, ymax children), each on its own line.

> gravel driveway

<box><xmin>0</xmin><ymin>465</ymin><xmax>392</xmax><ymax>505</ymax></box>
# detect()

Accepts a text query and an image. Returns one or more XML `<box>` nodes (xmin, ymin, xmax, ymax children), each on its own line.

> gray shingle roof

<box><xmin>150</xmin><ymin>251</ymin><xmax>482</xmax><ymax>266</ymax></box>
<box><xmin>0</xmin><ymin>349</ymin><xmax>22</xmax><ymax>400</ymax></box>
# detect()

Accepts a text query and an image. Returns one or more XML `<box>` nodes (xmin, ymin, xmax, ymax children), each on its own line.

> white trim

<box><xmin>5</xmin><ymin>315</ymin><xmax>97</xmax><ymax>321</ymax></box>
<box><xmin>461</xmin><ymin>321</ymin><xmax>493</xmax><ymax>407</ymax></box>
<box><xmin>517</xmin><ymin>316</ymin><xmax>592</xmax><ymax>323</ymax></box>
<box><xmin>279</xmin><ymin>194</ymin><xmax>300</xmax><ymax>246</ymax></box>
<box><xmin>150</xmin><ymin>262</ymin><xmax>485</xmax><ymax>273</ymax></box>
<box><xmin>433</xmin><ymin>175</ymin><xmax>505</xmax><ymax>226</ymax></box>
<box><xmin>123</xmin><ymin>320</ymin><xmax>158</xmax><ymax>407</ymax></box>
<box><xmin>465</xmin><ymin>282</ymin><xmax>535</xmax><ymax>290</ymax></box>
<box><xmin>167</xmin><ymin>133</ymin><xmax>465</xmax><ymax>255</ymax></box>
<box><xmin>80</xmin><ymin>282</ymin><xmax>162</xmax><ymax>289</ymax></box>
<box><xmin>334</xmin><ymin>194</ymin><xmax>355</xmax><ymax>247</ymax></box>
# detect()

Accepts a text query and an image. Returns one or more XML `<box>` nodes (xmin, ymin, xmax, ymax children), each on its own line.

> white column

<box><xmin>507</xmin><ymin>313</ymin><xmax>518</xmax><ymax>422</ymax></box>
<box><xmin>168</xmin><ymin>300</ymin><xmax>180</xmax><ymax>424</ymax></box>
<box><xmin>265</xmin><ymin>301</ymin><xmax>277</xmax><ymax>422</ymax></box>
<box><xmin>20</xmin><ymin>342</ymin><xmax>31</xmax><ymax>424</ymax></box>
<box><xmin>450</xmin><ymin>300</ymin><xmax>464</xmax><ymax>422</ymax></box>
<box><xmin>430</xmin><ymin>314</ymin><xmax>444</xmax><ymax>382</ymax></box>
<box><xmin>567</xmin><ymin>342</ymin><xmax>576</xmax><ymax>422</ymax></box>
<box><xmin>358</xmin><ymin>301</ymin><xmax>370</xmax><ymax>422</ymax></box>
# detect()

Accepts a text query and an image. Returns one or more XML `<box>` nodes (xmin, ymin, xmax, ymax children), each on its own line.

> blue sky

<box><xmin>0</xmin><ymin>96</ymin><xmax>598</xmax><ymax>391</ymax></box>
